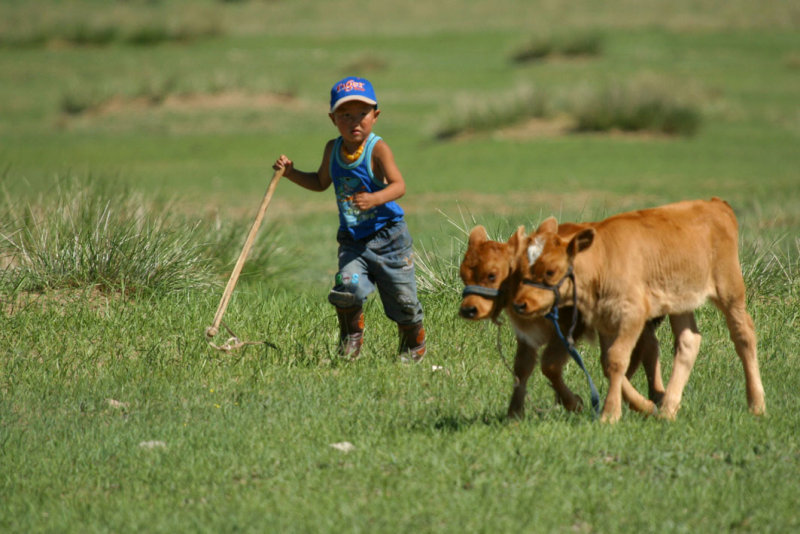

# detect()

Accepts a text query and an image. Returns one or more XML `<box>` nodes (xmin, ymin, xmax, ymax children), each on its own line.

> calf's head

<box><xmin>512</xmin><ymin>217</ymin><xmax>595</xmax><ymax>317</ymax></box>
<box><xmin>459</xmin><ymin>225</ymin><xmax>525</xmax><ymax>321</ymax></box>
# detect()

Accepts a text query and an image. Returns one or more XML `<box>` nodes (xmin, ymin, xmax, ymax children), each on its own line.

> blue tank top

<box><xmin>330</xmin><ymin>133</ymin><xmax>404</xmax><ymax>240</ymax></box>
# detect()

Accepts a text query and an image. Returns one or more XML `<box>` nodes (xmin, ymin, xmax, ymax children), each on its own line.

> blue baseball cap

<box><xmin>329</xmin><ymin>76</ymin><xmax>378</xmax><ymax>113</ymax></box>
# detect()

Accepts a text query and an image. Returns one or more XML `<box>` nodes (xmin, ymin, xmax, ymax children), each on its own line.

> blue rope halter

<box><xmin>522</xmin><ymin>267</ymin><xmax>601</xmax><ymax>416</ymax></box>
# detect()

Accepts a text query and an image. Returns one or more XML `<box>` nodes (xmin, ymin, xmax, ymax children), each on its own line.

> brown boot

<box><xmin>336</xmin><ymin>306</ymin><xmax>364</xmax><ymax>360</ymax></box>
<box><xmin>398</xmin><ymin>322</ymin><xmax>426</xmax><ymax>363</ymax></box>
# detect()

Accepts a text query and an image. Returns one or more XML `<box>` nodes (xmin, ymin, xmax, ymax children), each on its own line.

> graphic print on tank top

<box><xmin>330</xmin><ymin>132</ymin><xmax>404</xmax><ymax>240</ymax></box>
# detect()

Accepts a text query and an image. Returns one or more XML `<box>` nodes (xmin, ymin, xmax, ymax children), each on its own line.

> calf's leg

<box><xmin>713</xmin><ymin>247</ymin><xmax>766</xmax><ymax>415</ymax></box>
<box><xmin>716</xmin><ymin>299</ymin><xmax>766</xmax><ymax>415</ymax></box>
<box><xmin>660</xmin><ymin>313</ymin><xmax>702</xmax><ymax>420</ymax></box>
<box><xmin>540</xmin><ymin>339</ymin><xmax>583</xmax><ymax>412</ymax></box>
<box><xmin>600</xmin><ymin>337</ymin><xmax>657</xmax><ymax>422</ymax></box>
<box><xmin>599</xmin><ymin>324</ymin><xmax>652</xmax><ymax>423</ymax></box>
<box><xmin>630</xmin><ymin>320</ymin><xmax>665</xmax><ymax>405</ymax></box>
<box><xmin>507</xmin><ymin>338</ymin><xmax>538</xmax><ymax>419</ymax></box>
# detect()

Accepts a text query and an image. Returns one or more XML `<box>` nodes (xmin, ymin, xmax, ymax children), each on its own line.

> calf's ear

<box><xmin>468</xmin><ymin>225</ymin><xmax>489</xmax><ymax>247</ymax></box>
<box><xmin>507</xmin><ymin>226</ymin><xmax>526</xmax><ymax>256</ymax></box>
<box><xmin>567</xmin><ymin>228</ymin><xmax>595</xmax><ymax>258</ymax></box>
<box><xmin>536</xmin><ymin>216</ymin><xmax>558</xmax><ymax>234</ymax></box>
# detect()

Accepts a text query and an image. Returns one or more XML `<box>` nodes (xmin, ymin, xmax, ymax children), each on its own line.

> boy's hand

<box><xmin>352</xmin><ymin>191</ymin><xmax>379</xmax><ymax>211</ymax></box>
<box><xmin>272</xmin><ymin>155</ymin><xmax>294</xmax><ymax>175</ymax></box>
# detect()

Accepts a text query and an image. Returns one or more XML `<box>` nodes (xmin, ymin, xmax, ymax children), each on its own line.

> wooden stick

<box><xmin>205</xmin><ymin>167</ymin><xmax>284</xmax><ymax>339</ymax></box>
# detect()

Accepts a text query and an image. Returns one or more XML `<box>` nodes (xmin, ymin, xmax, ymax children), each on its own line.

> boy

<box><xmin>272</xmin><ymin>76</ymin><xmax>425</xmax><ymax>362</ymax></box>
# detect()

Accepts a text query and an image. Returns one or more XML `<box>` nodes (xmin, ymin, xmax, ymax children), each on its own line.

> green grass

<box><xmin>1</xmin><ymin>1</ymin><xmax>800</xmax><ymax>532</ymax></box>
<box><xmin>3</xmin><ymin>284</ymin><xmax>799</xmax><ymax>532</ymax></box>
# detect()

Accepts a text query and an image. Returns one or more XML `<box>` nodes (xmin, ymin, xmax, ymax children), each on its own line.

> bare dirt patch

<box><xmin>86</xmin><ymin>90</ymin><xmax>307</xmax><ymax>116</ymax></box>
<box><xmin>162</xmin><ymin>91</ymin><xmax>302</xmax><ymax>111</ymax></box>
<box><xmin>492</xmin><ymin>115</ymin><xmax>575</xmax><ymax>140</ymax></box>
<box><xmin>447</xmin><ymin>115</ymin><xmax>673</xmax><ymax>142</ymax></box>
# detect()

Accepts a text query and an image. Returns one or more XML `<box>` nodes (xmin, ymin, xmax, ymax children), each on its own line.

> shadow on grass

<box><xmin>413</xmin><ymin>403</ymin><xmax>595</xmax><ymax>434</ymax></box>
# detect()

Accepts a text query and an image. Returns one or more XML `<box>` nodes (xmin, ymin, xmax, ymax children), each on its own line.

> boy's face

<box><xmin>329</xmin><ymin>101</ymin><xmax>380</xmax><ymax>145</ymax></box>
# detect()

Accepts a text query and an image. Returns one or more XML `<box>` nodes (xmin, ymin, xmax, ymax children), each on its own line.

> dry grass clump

<box><xmin>0</xmin><ymin>5</ymin><xmax>222</xmax><ymax>49</ymax></box>
<box><xmin>570</xmin><ymin>77</ymin><xmax>702</xmax><ymax>136</ymax></box>
<box><xmin>0</xmin><ymin>177</ymin><xmax>283</xmax><ymax>296</ymax></box>
<box><xmin>512</xmin><ymin>31</ymin><xmax>603</xmax><ymax>63</ymax></box>
<box><xmin>431</xmin><ymin>85</ymin><xmax>549</xmax><ymax>140</ymax></box>
<box><xmin>431</xmin><ymin>76</ymin><xmax>702</xmax><ymax>140</ymax></box>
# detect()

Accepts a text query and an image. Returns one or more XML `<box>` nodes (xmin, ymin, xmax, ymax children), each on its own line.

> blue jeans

<box><xmin>327</xmin><ymin>220</ymin><xmax>424</xmax><ymax>325</ymax></box>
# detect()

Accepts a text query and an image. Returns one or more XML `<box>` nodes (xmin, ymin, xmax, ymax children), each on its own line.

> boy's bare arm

<box><xmin>352</xmin><ymin>140</ymin><xmax>406</xmax><ymax>210</ymax></box>
<box><xmin>273</xmin><ymin>142</ymin><xmax>333</xmax><ymax>192</ymax></box>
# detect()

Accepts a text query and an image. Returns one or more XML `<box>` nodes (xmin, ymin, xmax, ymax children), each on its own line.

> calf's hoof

<box><xmin>657</xmin><ymin>405</ymin><xmax>679</xmax><ymax>422</ymax></box>
<box><xmin>600</xmin><ymin>410</ymin><xmax>622</xmax><ymax>424</ymax></box>
<box><xmin>650</xmin><ymin>391</ymin><xmax>665</xmax><ymax>406</ymax></box>
<box><xmin>507</xmin><ymin>401</ymin><xmax>525</xmax><ymax>420</ymax></box>
<box><xmin>507</xmin><ymin>408</ymin><xmax>524</xmax><ymax>420</ymax></box>
<box><xmin>561</xmin><ymin>394</ymin><xmax>584</xmax><ymax>413</ymax></box>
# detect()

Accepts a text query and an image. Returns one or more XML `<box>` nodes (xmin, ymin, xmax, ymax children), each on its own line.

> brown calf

<box><xmin>511</xmin><ymin>198</ymin><xmax>766</xmax><ymax>422</ymax></box>
<box><xmin>459</xmin><ymin>225</ymin><xmax>664</xmax><ymax>418</ymax></box>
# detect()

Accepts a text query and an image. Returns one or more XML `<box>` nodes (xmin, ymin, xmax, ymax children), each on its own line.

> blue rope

<box><xmin>545</xmin><ymin>305</ymin><xmax>600</xmax><ymax>417</ymax></box>
<box><xmin>523</xmin><ymin>268</ymin><xmax>601</xmax><ymax>417</ymax></box>
<box><xmin>467</xmin><ymin>269</ymin><xmax>601</xmax><ymax>417</ymax></box>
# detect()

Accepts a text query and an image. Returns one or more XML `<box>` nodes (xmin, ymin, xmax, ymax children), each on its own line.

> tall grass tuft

<box><xmin>0</xmin><ymin>177</ymin><xmax>283</xmax><ymax>296</ymax></box>
<box><xmin>571</xmin><ymin>78</ymin><xmax>702</xmax><ymax>136</ymax></box>
<box><xmin>59</xmin><ymin>88</ymin><xmax>105</xmax><ymax>116</ymax></box>
<box><xmin>123</xmin><ymin>19</ymin><xmax>221</xmax><ymax>47</ymax></box>
<box><xmin>0</xmin><ymin>6</ymin><xmax>222</xmax><ymax>49</ymax></box>
<box><xmin>59</xmin><ymin>75</ymin><xmax>180</xmax><ymax>115</ymax></box>
<box><xmin>512</xmin><ymin>31</ymin><xmax>603</xmax><ymax>63</ymax></box>
<box><xmin>432</xmin><ymin>77</ymin><xmax>700</xmax><ymax>140</ymax></box>
<box><xmin>740</xmin><ymin>235</ymin><xmax>800</xmax><ymax>300</ymax></box>
<box><xmin>415</xmin><ymin>236</ymin><xmax>466</xmax><ymax>297</ymax></box>
<box><xmin>431</xmin><ymin>85</ymin><xmax>549</xmax><ymax>140</ymax></box>
<box><xmin>61</xmin><ymin>23</ymin><xmax>119</xmax><ymax>46</ymax></box>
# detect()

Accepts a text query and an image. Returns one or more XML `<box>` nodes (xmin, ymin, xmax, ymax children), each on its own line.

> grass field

<box><xmin>2</xmin><ymin>1</ymin><xmax>799</xmax><ymax>532</ymax></box>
